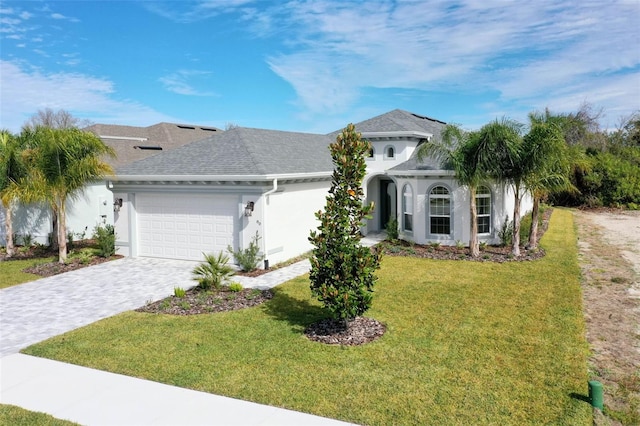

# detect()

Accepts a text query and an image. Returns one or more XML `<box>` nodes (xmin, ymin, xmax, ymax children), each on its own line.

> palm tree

<box><xmin>523</xmin><ymin>112</ymin><xmax>577</xmax><ymax>249</ymax></box>
<box><xmin>417</xmin><ymin>124</ymin><xmax>486</xmax><ymax>257</ymax></box>
<box><xmin>0</xmin><ymin>130</ymin><xmax>26</xmax><ymax>257</ymax></box>
<box><xmin>475</xmin><ymin>118</ymin><xmax>526</xmax><ymax>256</ymax></box>
<box><xmin>20</xmin><ymin>127</ymin><xmax>114</xmax><ymax>263</ymax></box>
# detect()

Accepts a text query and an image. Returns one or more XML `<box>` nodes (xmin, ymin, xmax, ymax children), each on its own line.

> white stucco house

<box><xmin>108</xmin><ymin>109</ymin><xmax>532</xmax><ymax>268</ymax></box>
<box><xmin>0</xmin><ymin>122</ymin><xmax>220</xmax><ymax>247</ymax></box>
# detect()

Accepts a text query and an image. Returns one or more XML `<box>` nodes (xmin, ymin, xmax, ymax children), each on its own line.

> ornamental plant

<box><xmin>308</xmin><ymin>123</ymin><xmax>381</xmax><ymax>326</ymax></box>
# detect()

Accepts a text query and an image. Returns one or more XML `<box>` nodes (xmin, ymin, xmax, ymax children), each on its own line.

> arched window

<box><xmin>429</xmin><ymin>185</ymin><xmax>451</xmax><ymax>235</ymax></box>
<box><xmin>402</xmin><ymin>184</ymin><xmax>413</xmax><ymax>232</ymax></box>
<box><xmin>384</xmin><ymin>145</ymin><xmax>395</xmax><ymax>159</ymax></box>
<box><xmin>476</xmin><ymin>186</ymin><xmax>492</xmax><ymax>234</ymax></box>
<box><xmin>367</xmin><ymin>146</ymin><xmax>375</xmax><ymax>158</ymax></box>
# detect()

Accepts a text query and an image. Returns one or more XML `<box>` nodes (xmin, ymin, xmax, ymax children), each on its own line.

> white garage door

<box><xmin>137</xmin><ymin>193</ymin><xmax>237</xmax><ymax>261</ymax></box>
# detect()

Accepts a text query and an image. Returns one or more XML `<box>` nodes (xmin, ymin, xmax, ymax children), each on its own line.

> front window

<box><xmin>402</xmin><ymin>184</ymin><xmax>413</xmax><ymax>232</ymax></box>
<box><xmin>476</xmin><ymin>186</ymin><xmax>491</xmax><ymax>234</ymax></box>
<box><xmin>429</xmin><ymin>185</ymin><xmax>450</xmax><ymax>235</ymax></box>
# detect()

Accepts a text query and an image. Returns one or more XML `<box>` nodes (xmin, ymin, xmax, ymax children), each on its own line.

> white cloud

<box><xmin>262</xmin><ymin>1</ymin><xmax>640</xmax><ymax>121</ymax></box>
<box><xmin>50</xmin><ymin>12</ymin><xmax>79</xmax><ymax>22</ymax></box>
<box><xmin>0</xmin><ymin>61</ymin><xmax>178</xmax><ymax>132</ymax></box>
<box><xmin>143</xmin><ymin>0</ymin><xmax>255</xmax><ymax>23</ymax></box>
<box><xmin>158</xmin><ymin>70</ymin><xmax>218</xmax><ymax>96</ymax></box>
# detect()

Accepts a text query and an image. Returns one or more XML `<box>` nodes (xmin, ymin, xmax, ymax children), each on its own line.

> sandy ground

<box><xmin>582</xmin><ymin>210</ymin><xmax>640</xmax><ymax>291</ymax></box>
<box><xmin>573</xmin><ymin>209</ymin><xmax>640</xmax><ymax>424</ymax></box>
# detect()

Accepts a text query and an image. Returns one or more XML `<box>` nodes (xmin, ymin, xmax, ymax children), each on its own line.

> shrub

<box><xmin>385</xmin><ymin>217</ymin><xmax>399</xmax><ymax>240</ymax></box>
<box><xmin>228</xmin><ymin>231</ymin><xmax>264</xmax><ymax>272</ymax></box>
<box><xmin>308</xmin><ymin>123</ymin><xmax>381</xmax><ymax>324</ymax></box>
<box><xmin>174</xmin><ymin>287</ymin><xmax>186</xmax><ymax>298</ymax></box>
<box><xmin>498</xmin><ymin>216</ymin><xmax>513</xmax><ymax>247</ymax></box>
<box><xmin>192</xmin><ymin>252</ymin><xmax>235</xmax><ymax>290</ymax></box>
<box><xmin>21</xmin><ymin>233</ymin><xmax>33</xmax><ymax>247</ymax></box>
<box><xmin>93</xmin><ymin>224</ymin><xmax>116</xmax><ymax>257</ymax></box>
<box><xmin>228</xmin><ymin>282</ymin><xmax>243</xmax><ymax>292</ymax></box>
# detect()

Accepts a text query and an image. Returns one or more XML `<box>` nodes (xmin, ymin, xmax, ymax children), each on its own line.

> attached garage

<box><xmin>136</xmin><ymin>193</ymin><xmax>238</xmax><ymax>261</ymax></box>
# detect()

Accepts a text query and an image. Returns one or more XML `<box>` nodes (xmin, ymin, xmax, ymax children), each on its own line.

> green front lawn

<box><xmin>0</xmin><ymin>257</ymin><xmax>55</xmax><ymax>289</ymax></box>
<box><xmin>0</xmin><ymin>404</ymin><xmax>80</xmax><ymax>426</ymax></box>
<box><xmin>24</xmin><ymin>209</ymin><xmax>591</xmax><ymax>425</ymax></box>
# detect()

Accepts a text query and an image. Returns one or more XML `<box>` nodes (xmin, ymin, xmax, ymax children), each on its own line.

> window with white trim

<box><xmin>429</xmin><ymin>185</ymin><xmax>451</xmax><ymax>235</ymax></box>
<box><xmin>384</xmin><ymin>145</ymin><xmax>395</xmax><ymax>159</ymax></box>
<box><xmin>402</xmin><ymin>184</ymin><xmax>413</xmax><ymax>232</ymax></box>
<box><xmin>476</xmin><ymin>186</ymin><xmax>491</xmax><ymax>234</ymax></box>
<box><xmin>367</xmin><ymin>146</ymin><xmax>375</xmax><ymax>158</ymax></box>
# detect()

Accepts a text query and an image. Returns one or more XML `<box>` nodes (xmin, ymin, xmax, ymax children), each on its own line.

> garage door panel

<box><xmin>137</xmin><ymin>193</ymin><xmax>237</xmax><ymax>261</ymax></box>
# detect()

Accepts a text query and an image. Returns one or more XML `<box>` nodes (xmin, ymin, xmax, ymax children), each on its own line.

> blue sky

<box><xmin>1</xmin><ymin>1</ymin><xmax>639</xmax><ymax>134</ymax></box>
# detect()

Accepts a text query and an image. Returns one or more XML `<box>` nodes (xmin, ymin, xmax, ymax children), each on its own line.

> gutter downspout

<box><xmin>262</xmin><ymin>178</ymin><xmax>278</xmax><ymax>269</ymax></box>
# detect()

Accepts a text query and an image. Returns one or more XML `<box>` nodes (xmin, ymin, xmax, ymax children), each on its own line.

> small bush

<box><xmin>93</xmin><ymin>224</ymin><xmax>116</xmax><ymax>257</ymax></box>
<box><xmin>174</xmin><ymin>287</ymin><xmax>186</xmax><ymax>298</ymax></box>
<box><xmin>228</xmin><ymin>282</ymin><xmax>243</xmax><ymax>292</ymax></box>
<box><xmin>192</xmin><ymin>252</ymin><xmax>235</xmax><ymax>290</ymax></box>
<box><xmin>498</xmin><ymin>216</ymin><xmax>513</xmax><ymax>247</ymax></box>
<box><xmin>21</xmin><ymin>233</ymin><xmax>34</xmax><ymax>247</ymax></box>
<box><xmin>385</xmin><ymin>218</ymin><xmax>399</xmax><ymax>240</ymax></box>
<box><xmin>228</xmin><ymin>231</ymin><xmax>264</xmax><ymax>272</ymax></box>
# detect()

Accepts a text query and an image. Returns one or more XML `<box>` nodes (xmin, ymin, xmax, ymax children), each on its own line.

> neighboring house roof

<box><xmin>85</xmin><ymin>122</ymin><xmax>221</xmax><ymax>168</ymax></box>
<box><xmin>115</xmin><ymin>127</ymin><xmax>335</xmax><ymax>178</ymax></box>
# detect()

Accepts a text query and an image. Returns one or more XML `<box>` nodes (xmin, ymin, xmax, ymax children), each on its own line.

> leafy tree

<box><xmin>309</xmin><ymin>123</ymin><xmax>381</xmax><ymax>326</ymax></box>
<box><xmin>20</xmin><ymin>127</ymin><xmax>114</xmax><ymax>263</ymax></box>
<box><xmin>0</xmin><ymin>130</ymin><xmax>26</xmax><ymax>257</ymax></box>
<box><xmin>417</xmin><ymin>124</ymin><xmax>487</xmax><ymax>257</ymax></box>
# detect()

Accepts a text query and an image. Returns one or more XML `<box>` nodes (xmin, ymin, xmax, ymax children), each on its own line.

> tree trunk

<box><xmin>5</xmin><ymin>203</ymin><xmax>15</xmax><ymax>257</ymax></box>
<box><xmin>511</xmin><ymin>184</ymin><xmax>521</xmax><ymax>257</ymax></box>
<box><xmin>528</xmin><ymin>197</ymin><xmax>540</xmax><ymax>250</ymax></box>
<box><xmin>469</xmin><ymin>186</ymin><xmax>479</xmax><ymax>257</ymax></box>
<box><xmin>57</xmin><ymin>200</ymin><xmax>67</xmax><ymax>263</ymax></box>
<box><xmin>50</xmin><ymin>207</ymin><xmax>59</xmax><ymax>250</ymax></box>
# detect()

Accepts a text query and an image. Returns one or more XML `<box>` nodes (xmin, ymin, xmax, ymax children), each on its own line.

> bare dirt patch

<box><xmin>574</xmin><ymin>209</ymin><xmax>640</xmax><ymax>425</ymax></box>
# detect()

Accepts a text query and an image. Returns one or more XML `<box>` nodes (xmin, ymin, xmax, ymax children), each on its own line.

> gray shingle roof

<box><xmin>116</xmin><ymin>127</ymin><xmax>335</xmax><ymax>177</ymax></box>
<box><xmin>85</xmin><ymin>122</ymin><xmax>221</xmax><ymax>168</ymax></box>
<box><xmin>329</xmin><ymin>109</ymin><xmax>447</xmax><ymax>136</ymax></box>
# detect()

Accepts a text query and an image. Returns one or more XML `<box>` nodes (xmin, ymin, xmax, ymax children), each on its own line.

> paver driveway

<box><xmin>0</xmin><ymin>257</ymin><xmax>198</xmax><ymax>357</ymax></box>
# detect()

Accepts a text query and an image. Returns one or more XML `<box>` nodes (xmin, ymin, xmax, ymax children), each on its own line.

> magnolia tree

<box><xmin>308</xmin><ymin>124</ymin><xmax>381</xmax><ymax>327</ymax></box>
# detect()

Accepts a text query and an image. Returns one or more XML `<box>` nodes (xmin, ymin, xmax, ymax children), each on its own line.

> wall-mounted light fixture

<box><xmin>113</xmin><ymin>198</ymin><xmax>123</xmax><ymax>212</ymax></box>
<box><xmin>244</xmin><ymin>201</ymin><xmax>255</xmax><ymax>217</ymax></box>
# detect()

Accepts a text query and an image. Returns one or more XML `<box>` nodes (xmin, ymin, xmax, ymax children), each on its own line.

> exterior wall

<box><xmin>365</xmin><ymin>140</ymin><xmax>418</xmax><ymax>173</ymax></box>
<box><xmin>0</xmin><ymin>182</ymin><xmax>114</xmax><ymax>246</ymax></box>
<box><xmin>262</xmin><ymin>180</ymin><xmax>330</xmax><ymax>266</ymax></box>
<box><xmin>377</xmin><ymin>176</ymin><xmax>532</xmax><ymax>247</ymax></box>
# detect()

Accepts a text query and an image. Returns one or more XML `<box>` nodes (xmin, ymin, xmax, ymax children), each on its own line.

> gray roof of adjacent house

<box><xmin>85</xmin><ymin>122</ymin><xmax>221</xmax><ymax>168</ymax></box>
<box><xmin>115</xmin><ymin>127</ymin><xmax>335</xmax><ymax>177</ymax></box>
<box><xmin>329</xmin><ymin>109</ymin><xmax>447</xmax><ymax>136</ymax></box>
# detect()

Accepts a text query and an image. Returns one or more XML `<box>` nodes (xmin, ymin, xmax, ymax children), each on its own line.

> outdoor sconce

<box><xmin>244</xmin><ymin>201</ymin><xmax>255</xmax><ymax>217</ymax></box>
<box><xmin>113</xmin><ymin>198</ymin><xmax>123</xmax><ymax>212</ymax></box>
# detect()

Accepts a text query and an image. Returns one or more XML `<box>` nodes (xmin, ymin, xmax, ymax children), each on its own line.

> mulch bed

<box><xmin>136</xmin><ymin>287</ymin><xmax>273</xmax><ymax>315</ymax></box>
<box><xmin>304</xmin><ymin>317</ymin><xmax>386</xmax><ymax>346</ymax></box>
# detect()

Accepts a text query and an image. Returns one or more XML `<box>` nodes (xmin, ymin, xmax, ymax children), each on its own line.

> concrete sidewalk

<box><xmin>1</xmin><ymin>354</ymin><xmax>353</xmax><ymax>425</ymax></box>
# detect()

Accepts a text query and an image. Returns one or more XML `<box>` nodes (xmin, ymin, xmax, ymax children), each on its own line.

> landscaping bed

<box><xmin>136</xmin><ymin>287</ymin><xmax>273</xmax><ymax>315</ymax></box>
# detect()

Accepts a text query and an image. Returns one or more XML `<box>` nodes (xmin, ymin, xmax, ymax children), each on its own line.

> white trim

<box><xmin>361</xmin><ymin>131</ymin><xmax>433</xmax><ymax>139</ymax></box>
<box><xmin>99</xmin><ymin>135</ymin><xmax>148</xmax><ymax>142</ymax></box>
<box><xmin>109</xmin><ymin>171</ymin><xmax>333</xmax><ymax>182</ymax></box>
